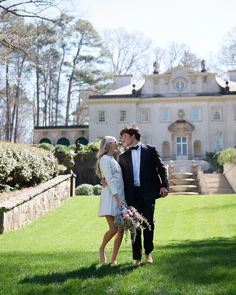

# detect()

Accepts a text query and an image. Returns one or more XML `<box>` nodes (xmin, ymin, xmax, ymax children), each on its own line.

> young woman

<box><xmin>96</xmin><ymin>136</ymin><xmax>126</xmax><ymax>265</ymax></box>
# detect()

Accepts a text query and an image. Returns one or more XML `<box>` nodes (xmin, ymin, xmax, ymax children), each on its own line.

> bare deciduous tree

<box><xmin>102</xmin><ymin>28</ymin><xmax>152</xmax><ymax>78</ymax></box>
<box><xmin>0</xmin><ymin>0</ymin><xmax>57</xmax><ymax>20</ymax></box>
<box><xmin>217</xmin><ymin>26</ymin><xmax>236</xmax><ymax>75</ymax></box>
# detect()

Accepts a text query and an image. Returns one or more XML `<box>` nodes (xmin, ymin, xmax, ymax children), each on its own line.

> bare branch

<box><xmin>0</xmin><ymin>0</ymin><xmax>59</xmax><ymax>22</ymax></box>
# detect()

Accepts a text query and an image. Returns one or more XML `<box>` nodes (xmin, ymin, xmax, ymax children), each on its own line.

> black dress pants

<box><xmin>131</xmin><ymin>187</ymin><xmax>156</xmax><ymax>260</ymax></box>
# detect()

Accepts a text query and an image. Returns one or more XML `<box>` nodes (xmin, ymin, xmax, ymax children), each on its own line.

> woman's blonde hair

<box><xmin>96</xmin><ymin>136</ymin><xmax>117</xmax><ymax>178</ymax></box>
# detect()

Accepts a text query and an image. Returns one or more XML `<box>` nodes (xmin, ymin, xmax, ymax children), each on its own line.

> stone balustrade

<box><xmin>0</xmin><ymin>174</ymin><xmax>75</xmax><ymax>234</ymax></box>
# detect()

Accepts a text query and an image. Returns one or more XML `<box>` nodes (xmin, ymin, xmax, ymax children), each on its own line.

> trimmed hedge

<box><xmin>0</xmin><ymin>142</ymin><xmax>59</xmax><ymax>192</ymax></box>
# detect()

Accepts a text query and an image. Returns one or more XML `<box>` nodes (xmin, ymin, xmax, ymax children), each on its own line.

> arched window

<box><xmin>57</xmin><ymin>137</ymin><xmax>70</xmax><ymax>146</ymax></box>
<box><xmin>39</xmin><ymin>138</ymin><xmax>51</xmax><ymax>144</ymax></box>
<box><xmin>75</xmin><ymin>137</ymin><xmax>88</xmax><ymax>146</ymax></box>
<box><xmin>162</xmin><ymin>141</ymin><xmax>170</xmax><ymax>159</ymax></box>
<box><xmin>194</xmin><ymin>140</ymin><xmax>201</xmax><ymax>158</ymax></box>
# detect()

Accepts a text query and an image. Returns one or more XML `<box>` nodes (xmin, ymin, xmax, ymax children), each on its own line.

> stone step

<box><xmin>169</xmin><ymin>192</ymin><xmax>199</xmax><ymax>195</ymax></box>
<box><xmin>171</xmin><ymin>172</ymin><xmax>194</xmax><ymax>179</ymax></box>
<box><xmin>169</xmin><ymin>185</ymin><xmax>198</xmax><ymax>193</ymax></box>
<box><xmin>170</xmin><ymin>178</ymin><xmax>197</xmax><ymax>185</ymax></box>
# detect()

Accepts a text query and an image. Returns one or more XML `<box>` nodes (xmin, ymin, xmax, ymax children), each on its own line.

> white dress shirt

<box><xmin>131</xmin><ymin>142</ymin><xmax>141</xmax><ymax>186</ymax></box>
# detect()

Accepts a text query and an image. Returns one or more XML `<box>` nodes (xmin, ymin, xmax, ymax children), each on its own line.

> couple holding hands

<box><xmin>96</xmin><ymin>125</ymin><xmax>169</xmax><ymax>266</ymax></box>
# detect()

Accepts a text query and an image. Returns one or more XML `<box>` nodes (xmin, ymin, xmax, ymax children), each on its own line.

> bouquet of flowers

<box><xmin>114</xmin><ymin>205</ymin><xmax>151</xmax><ymax>242</ymax></box>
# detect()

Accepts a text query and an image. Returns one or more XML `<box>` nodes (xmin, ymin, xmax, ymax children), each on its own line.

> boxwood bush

<box><xmin>93</xmin><ymin>184</ymin><xmax>102</xmax><ymax>195</ymax></box>
<box><xmin>0</xmin><ymin>142</ymin><xmax>59</xmax><ymax>192</ymax></box>
<box><xmin>75</xmin><ymin>184</ymin><xmax>94</xmax><ymax>195</ymax></box>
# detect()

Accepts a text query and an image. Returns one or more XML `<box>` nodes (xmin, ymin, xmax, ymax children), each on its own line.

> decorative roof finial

<box><xmin>201</xmin><ymin>59</ymin><xmax>206</xmax><ymax>72</ymax></box>
<box><xmin>153</xmin><ymin>60</ymin><xmax>159</xmax><ymax>74</ymax></box>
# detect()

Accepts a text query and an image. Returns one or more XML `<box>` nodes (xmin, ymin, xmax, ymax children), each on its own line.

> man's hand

<box><xmin>100</xmin><ymin>177</ymin><xmax>107</xmax><ymax>187</ymax></box>
<box><xmin>160</xmin><ymin>187</ymin><xmax>168</xmax><ymax>198</ymax></box>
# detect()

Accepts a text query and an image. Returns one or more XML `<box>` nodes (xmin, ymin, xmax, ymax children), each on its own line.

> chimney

<box><xmin>113</xmin><ymin>75</ymin><xmax>132</xmax><ymax>89</ymax></box>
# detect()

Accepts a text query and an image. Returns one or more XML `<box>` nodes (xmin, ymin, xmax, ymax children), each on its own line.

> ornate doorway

<box><xmin>176</xmin><ymin>136</ymin><xmax>188</xmax><ymax>160</ymax></box>
<box><xmin>168</xmin><ymin>110</ymin><xmax>195</xmax><ymax>160</ymax></box>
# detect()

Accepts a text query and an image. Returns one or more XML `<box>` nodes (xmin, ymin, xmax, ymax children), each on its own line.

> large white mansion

<box><xmin>89</xmin><ymin>65</ymin><xmax>236</xmax><ymax>162</ymax></box>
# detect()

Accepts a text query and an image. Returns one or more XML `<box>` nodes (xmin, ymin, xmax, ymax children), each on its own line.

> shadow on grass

<box><xmin>20</xmin><ymin>263</ymin><xmax>135</xmax><ymax>285</ymax></box>
<box><xmin>157</xmin><ymin>236</ymin><xmax>236</xmax><ymax>285</ymax></box>
<box><xmin>1</xmin><ymin>237</ymin><xmax>236</xmax><ymax>294</ymax></box>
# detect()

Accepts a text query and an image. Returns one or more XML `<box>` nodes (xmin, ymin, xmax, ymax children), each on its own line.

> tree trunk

<box><xmin>5</xmin><ymin>61</ymin><xmax>11</xmax><ymax>141</ymax></box>
<box><xmin>11</xmin><ymin>55</ymin><xmax>26</xmax><ymax>142</ymax></box>
<box><xmin>36</xmin><ymin>66</ymin><xmax>40</xmax><ymax>126</ymax></box>
<box><xmin>65</xmin><ymin>43</ymin><xmax>81</xmax><ymax>126</ymax></box>
<box><xmin>55</xmin><ymin>46</ymin><xmax>65</xmax><ymax>126</ymax></box>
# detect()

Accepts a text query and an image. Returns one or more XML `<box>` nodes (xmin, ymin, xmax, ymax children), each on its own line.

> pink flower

<box><xmin>114</xmin><ymin>204</ymin><xmax>151</xmax><ymax>242</ymax></box>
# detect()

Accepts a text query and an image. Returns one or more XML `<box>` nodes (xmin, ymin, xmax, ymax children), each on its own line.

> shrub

<box><xmin>93</xmin><ymin>184</ymin><xmax>102</xmax><ymax>195</ymax></box>
<box><xmin>75</xmin><ymin>183</ymin><xmax>94</xmax><ymax>195</ymax></box>
<box><xmin>78</xmin><ymin>141</ymin><xmax>99</xmax><ymax>155</ymax></box>
<box><xmin>38</xmin><ymin>143</ymin><xmax>54</xmax><ymax>151</ymax></box>
<box><xmin>54</xmin><ymin>145</ymin><xmax>70</xmax><ymax>164</ymax></box>
<box><xmin>217</xmin><ymin>148</ymin><xmax>236</xmax><ymax>165</ymax></box>
<box><xmin>0</xmin><ymin>142</ymin><xmax>59</xmax><ymax>192</ymax></box>
<box><xmin>205</xmin><ymin>152</ymin><xmax>223</xmax><ymax>172</ymax></box>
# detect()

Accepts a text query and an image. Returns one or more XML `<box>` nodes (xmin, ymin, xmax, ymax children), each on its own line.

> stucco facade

<box><xmin>89</xmin><ymin>66</ymin><xmax>236</xmax><ymax>161</ymax></box>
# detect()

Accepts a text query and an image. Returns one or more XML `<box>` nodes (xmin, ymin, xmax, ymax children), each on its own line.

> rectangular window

<box><xmin>161</xmin><ymin>109</ymin><xmax>169</xmax><ymax>122</ymax></box>
<box><xmin>192</xmin><ymin>107</ymin><xmax>202</xmax><ymax>121</ymax></box>
<box><xmin>98</xmin><ymin>111</ymin><xmax>106</xmax><ymax>123</ymax></box>
<box><xmin>140</xmin><ymin>109</ymin><xmax>150</xmax><ymax>123</ymax></box>
<box><xmin>212</xmin><ymin>107</ymin><xmax>223</xmax><ymax>121</ymax></box>
<box><xmin>213</xmin><ymin>133</ymin><xmax>223</xmax><ymax>152</ymax></box>
<box><xmin>119</xmin><ymin>110</ymin><xmax>127</xmax><ymax>122</ymax></box>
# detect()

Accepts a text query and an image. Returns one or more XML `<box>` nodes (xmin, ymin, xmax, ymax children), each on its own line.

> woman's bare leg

<box><xmin>111</xmin><ymin>229</ymin><xmax>123</xmax><ymax>264</ymax></box>
<box><xmin>99</xmin><ymin>215</ymin><xmax>117</xmax><ymax>264</ymax></box>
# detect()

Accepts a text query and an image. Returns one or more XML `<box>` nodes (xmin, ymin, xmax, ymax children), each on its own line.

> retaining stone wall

<box><xmin>224</xmin><ymin>164</ymin><xmax>236</xmax><ymax>193</ymax></box>
<box><xmin>0</xmin><ymin>174</ymin><xmax>75</xmax><ymax>234</ymax></box>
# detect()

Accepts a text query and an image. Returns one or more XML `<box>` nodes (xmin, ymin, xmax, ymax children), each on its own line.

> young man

<box><xmin>119</xmin><ymin>126</ymin><xmax>169</xmax><ymax>266</ymax></box>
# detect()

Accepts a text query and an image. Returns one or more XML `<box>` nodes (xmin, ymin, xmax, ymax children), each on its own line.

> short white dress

<box><xmin>98</xmin><ymin>155</ymin><xmax>125</xmax><ymax>217</ymax></box>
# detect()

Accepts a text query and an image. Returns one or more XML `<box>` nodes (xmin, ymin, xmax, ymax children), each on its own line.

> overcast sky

<box><xmin>58</xmin><ymin>0</ymin><xmax>236</xmax><ymax>60</ymax></box>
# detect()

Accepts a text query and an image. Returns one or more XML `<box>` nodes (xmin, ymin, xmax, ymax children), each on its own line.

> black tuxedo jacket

<box><xmin>118</xmin><ymin>143</ymin><xmax>169</xmax><ymax>206</ymax></box>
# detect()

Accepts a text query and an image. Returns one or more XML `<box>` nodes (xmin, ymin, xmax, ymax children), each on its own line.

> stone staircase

<box><xmin>169</xmin><ymin>172</ymin><xmax>199</xmax><ymax>195</ymax></box>
<box><xmin>198</xmin><ymin>172</ymin><xmax>234</xmax><ymax>194</ymax></box>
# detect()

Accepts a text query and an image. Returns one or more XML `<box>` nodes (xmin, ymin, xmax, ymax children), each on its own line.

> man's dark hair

<box><xmin>120</xmin><ymin>125</ymin><xmax>141</xmax><ymax>141</ymax></box>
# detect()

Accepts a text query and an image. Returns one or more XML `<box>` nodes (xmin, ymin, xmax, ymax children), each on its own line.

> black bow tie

<box><xmin>129</xmin><ymin>145</ymin><xmax>139</xmax><ymax>150</ymax></box>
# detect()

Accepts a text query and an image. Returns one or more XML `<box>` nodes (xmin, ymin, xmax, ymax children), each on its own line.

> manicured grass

<box><xmin>0</xmin><ymin>195</ymin><xmax>236</xmax><ymax>295</ymax></box>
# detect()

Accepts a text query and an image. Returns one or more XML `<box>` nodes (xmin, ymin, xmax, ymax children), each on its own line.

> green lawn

<box><xmin>0</xmin><ymin>195</ymin><xmax>236</xmax><ymax>295</ymax></box>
